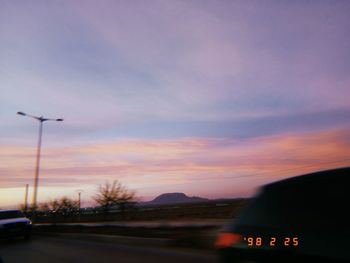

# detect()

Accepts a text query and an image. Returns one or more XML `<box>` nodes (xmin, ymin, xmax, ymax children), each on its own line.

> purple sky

<box><xmin>1</xmin><ymin>0</ymin><xmax>350</xmax><ymax>207</ymax></box>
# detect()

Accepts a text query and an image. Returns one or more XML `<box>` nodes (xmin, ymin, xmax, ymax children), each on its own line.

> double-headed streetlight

<box><xmin>17</xmin><ymin>111</ymin><xmax>63</xmax><ymax>210</ymax></box>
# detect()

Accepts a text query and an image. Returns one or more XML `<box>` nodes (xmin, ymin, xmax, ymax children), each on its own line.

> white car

<box><xmin>0</xmin><ymin>210</ymin><xmax>32</xmax><ymax>240</ymax></box>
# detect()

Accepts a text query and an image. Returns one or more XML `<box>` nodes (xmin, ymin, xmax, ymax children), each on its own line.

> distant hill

<box><xmin>145</xmin><ymin>192</ymin><xmax>209</xmax><ymax>205</ymax></box>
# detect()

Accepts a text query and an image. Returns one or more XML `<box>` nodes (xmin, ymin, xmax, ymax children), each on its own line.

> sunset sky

<box><xmin>1</xmin><ymin>0</ymin><xmax>350</xmax><ymax>208</ymax></box>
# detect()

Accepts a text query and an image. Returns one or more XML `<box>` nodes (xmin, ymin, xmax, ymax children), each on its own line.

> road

<box><xmin>0</xmin><ymin>235</ymin><xmax>216</xmax><ymax>263</ymax></box>
<box><xmin>36</xmin><ymin>219</ymin><xmax>230</xmax><ymax>228</ymax></box>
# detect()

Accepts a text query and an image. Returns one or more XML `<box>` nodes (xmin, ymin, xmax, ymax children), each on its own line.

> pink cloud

<box><xmin>1</xmin><ymin>128</ymin><xmax>349</xmax><ymax>207</ymax></box>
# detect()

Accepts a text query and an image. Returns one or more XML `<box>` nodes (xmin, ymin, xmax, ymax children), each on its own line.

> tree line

<box><xmin>20</xmin><ymin>180</ymin><xmax>135</xmax><ymax>219</ymax></box>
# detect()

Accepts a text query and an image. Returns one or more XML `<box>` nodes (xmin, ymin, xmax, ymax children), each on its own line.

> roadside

<box><xmin>35</xmin><ymin>219</ymin><xmax>230</xmax><ymax>227</ymax></box>
<box><xmin>31</xmin><ymin>199</ymin><xmax>247</xmax><ymax>224</ymax></box>
<box><xmin>32</xmin><ymin>220</ymin><xmax>227</xmax><ymax>250</ymax></box>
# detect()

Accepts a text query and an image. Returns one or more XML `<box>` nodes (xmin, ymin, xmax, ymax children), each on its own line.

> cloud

<box><xmin>1</xmin><ymin>128</ymin><xmax>349</xmax><ymax>207</ymax></box>
<box><xmin>1</xmin><ymin>1</ymin><xmax>350</xmax><ymax>206</ymax></box>
<box><xmin>1</xmin><ymin>1</ymin><xmax>350</xmax><ymax>145</ymax></box>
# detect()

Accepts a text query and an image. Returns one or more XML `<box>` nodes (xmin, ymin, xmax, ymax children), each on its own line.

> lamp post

<box><xmin>17</xmin><ymin>111</ymin><xmax>63</xmax><ymax>210</ymax></box>
<box><xmin>76</xmin><ymin>189</ymin><xmax>84</xmax><ymax>221</ymax></box>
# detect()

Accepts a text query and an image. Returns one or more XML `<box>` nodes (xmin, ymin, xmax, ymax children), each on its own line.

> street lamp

<box><xmin>75</xmin><ymin>189</ymin><xmax>84</xmax><ymax>214</ymax></box>
<box><xmin>76</xmin><ymin>189</ymin><xmax>84</xmax><ymax>222</ymax></box>
<box><xmin>17</xmin><ymin>111</ymin><xmax>63</xmax><ymax>210</ymax></box>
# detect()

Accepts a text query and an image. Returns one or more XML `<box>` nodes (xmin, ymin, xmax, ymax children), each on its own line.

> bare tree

<box><xmin>19</xmin><ymin>203</ymin><xmax>37</xmax><ymax>217</ymax></box>
<box><xmin>55</xmin><ymin>197</ymin><xmax>79</xmax><ymax>216</ymax></box>
<box><xmin>48</xmin><ymin>199</ymin><xmax>60</xmax><ymax>212</ymax></box>
<box><xmin>93</xmin><ymin>180</ymin><xmax>135</xmax><ymax>219</ymax></box>
<box><xmin>33</xmin><ymin>197</ymin><xmax>78</xmax><ymax>218</ymax></box>
<box><xmin>38</xmin><ymin>202</ymin><xmax>50</xmax><ymax>212</ymax></box>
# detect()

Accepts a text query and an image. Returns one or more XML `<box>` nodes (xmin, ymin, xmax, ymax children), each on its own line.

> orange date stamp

<box><xmin>243</xmin><ymin>237</ymin><xmax>299</xmax><ymax>247</ymax></box>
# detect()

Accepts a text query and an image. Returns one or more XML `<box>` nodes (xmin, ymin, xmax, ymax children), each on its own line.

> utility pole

<box><xmin>24</xmin><ymin>184</ymin><xmax>29</xmax><ymax>212</ymax></box>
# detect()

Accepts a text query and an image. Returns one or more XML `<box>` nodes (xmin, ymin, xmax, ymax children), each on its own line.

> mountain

<box><xmin>146</xmin><ymin>192</ymin><xmax>209</xmax><ymax>205</ymax></box>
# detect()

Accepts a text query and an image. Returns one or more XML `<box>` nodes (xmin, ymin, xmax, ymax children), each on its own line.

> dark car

<box><xmin>215</xmin><ymin>167</ymin><xmax>349</xmax><ymax>263</ymax></box>
<box><xmin>0</xmin><ymin>210</ymin><xmax>32</xmax><ymax>240</ymax></box>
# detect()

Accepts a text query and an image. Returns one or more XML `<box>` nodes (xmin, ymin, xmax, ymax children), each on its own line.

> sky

<box><xmin>1</xmin><ymin>0</ymin><xmax>350</xmax><ymax>208</ymax></box>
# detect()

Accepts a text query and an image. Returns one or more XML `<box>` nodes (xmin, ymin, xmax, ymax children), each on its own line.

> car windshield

<box><xmin>0</xmin><ymin>211</ymin><xmax>24</xmax><ymax>220</ymax></box>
